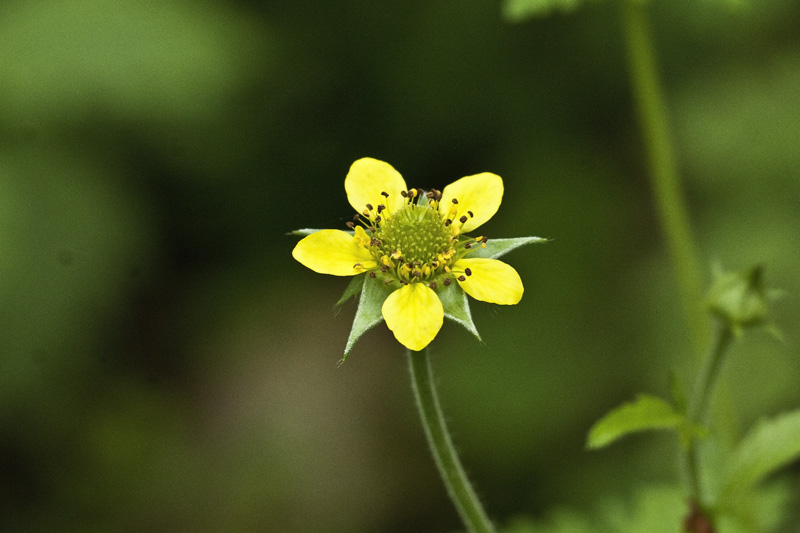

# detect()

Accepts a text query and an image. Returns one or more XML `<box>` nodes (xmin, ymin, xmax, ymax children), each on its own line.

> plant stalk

<box><xmin>620</xmin><ymin>0</ymin><xmax>707</xmax><ymax>358</ymax></box>
<box><xmin>407</xmin><ymin>348</ymin><xmax>495</xmax><ymax>533</ymax></box>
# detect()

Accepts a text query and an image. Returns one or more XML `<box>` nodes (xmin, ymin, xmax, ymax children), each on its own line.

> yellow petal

<box><xmin>345</xmin><ymin>158</ymin><xmax>407</xmax><ymax>215</ymax></box>
<box><xmin>440</xmin><ymin>172</ymin><xmax>503</xmax><ymax>233</ymax></box>
<box><xmin>381</xmin><ymin>283</ymin><xmax>444</xmax><ymax>351</ymax></box>
<box><xmin>292</xmin><ymin>230</ymin><xmax>377</xmax><ymax>276</ymax></box>
<box><xmin>453</xmin><ymin>258</ymin><xmax>523</xmax><ymax>305</ymax></box>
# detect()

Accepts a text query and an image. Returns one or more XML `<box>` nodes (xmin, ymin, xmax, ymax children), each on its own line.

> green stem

<box><xmin>683</xmin><ymin>321</ymin><xmax>735</xmax><ymax>502</ymax></box>
<box><xmin>407</xmin><ymin>348</ymin><xmax>495</xmax><ymax>533</ymax></box>
<box><xmin>620</xmin><ymin>0</ymin><xmax>707</xmax><ymax>358</ymax></box>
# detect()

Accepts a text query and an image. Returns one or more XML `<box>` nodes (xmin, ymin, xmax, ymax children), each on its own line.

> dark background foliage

<box><xmin>2</xmin><ymin>0</ymin><xmax>799</xmax><ymax>530</ymax></box>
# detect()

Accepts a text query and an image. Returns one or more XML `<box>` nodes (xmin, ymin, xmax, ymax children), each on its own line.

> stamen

<box><xmin>381</xmin><ymin>191</ymin><xmax>389</xmax><ymax>198</ymax></box>
<box><xmin>468</xmin><ymin>211</ymin><xmax>474</xmax><ymax>218</ymax></box>
<box><xmin>459</xmin><ymin>215</ymin><xmax>467</xmax><ymax>224</ymax></box>
<box><xmin>369</xmin><ymin>271</ymin><xmax>377</xmax><ymax>278</ymax></box>
<box><xmin>429</xmin><ymin>281</ymin><xmax>437</xmax><ymax>289</ymax></box>
<box><xmin>443</xmin><ymin>278</ymin><xmax>452</xmax><ymax>286</ymax></box>
<box><xmin>451</xmin><ymin>198</ymin><xmax>459</xmax><ymax>204</ymax></box>
<box><xmin>365</xmin><ymin>203</ymin><xmax>374</xmax><ymax>210</ymax></box>
<box><xmin>375</xmin><ymin>216</ymin><xmax>381</xmax><ymax>223</ymax></box>
<box><xmin>445</xmin><ymin>219</ymin><xmax>452</xmax><ymax>227</ymax></box>
<box><xmin>465</xmin><ymin>268</ymin><xmax>472</xmax><ymax>276</ymax></box>
<box><xmin>457</xmin><ymin>275</ymin><xmax>466</xmax><ymax>282</ymax></box>
<box><xmin>377</xmin><ymin>205</ymin><xmax>385</xmax><ymax>213</ymax></box>
<box><xmin>346</xmin><ymin>221</ymin><xmax>355</xmax><ymax>229</ymax></box>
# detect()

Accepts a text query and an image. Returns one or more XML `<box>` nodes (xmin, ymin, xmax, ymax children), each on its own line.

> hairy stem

<box><xmin>407</xmin><ymin>348</ymin><xmax>495</xmax><ymax>533</ymax></box>
<box><xmin>620</xmin><ymin>0</ymin><xmax>707</xmax><ymax>358</ymax></box>
<box><xmin>684</xmin><ymin>321</ymin><xmax>735</xmax><ymax>495</ymax></box>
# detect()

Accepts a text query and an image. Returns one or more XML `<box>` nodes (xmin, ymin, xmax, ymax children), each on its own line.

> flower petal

<box><xmin>453</xmin><ymin>258</ymin><xmax>523</xmax><ymax>305</ymax></box>
<box><xmin>381</xmin><ymin>283</ymin><xmax>444</xmax><ymax>351</ymax></box>
<box><xmin>292</xmin><ymin>230</ymin><xmax>377</xmax><ymax>276</ymax></box>
<box><xmin>440</xmin><ymin>172</ymin><xmax>503</xmax><ymax>233</ymax></box>
<box><xmin>345</xmin><ymin>158</ymin><xmax>407</xmax><ymax>215</ymax></box>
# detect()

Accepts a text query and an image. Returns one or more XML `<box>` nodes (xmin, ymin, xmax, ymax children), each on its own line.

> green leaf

<box><xmin>720</xmin><ymin>409</ymin><xmax>800</xmax><ymax>501</ymax></box>
<box><xmin>341</xmin><ymin>275</ymin><xmax>392</xmax><ymax>362</ymax></box>
<box><xmin>335</xmin><ymin>274</ymin><xmax>365</xmax><ymax>307</ymax></box>
<box><xmin>503</xmin><ymin>0</ymin><xmax>588</xmax><ymax>22</ymax></box>
<box><xmin>437</xmin><ymin>282</ymin><xmax>481</xmax><ymax>341</ymax></box>
<box><xmin>468</xmin><ymin>236</ymin><xmax>547</xmax><ymax>260</ymax></box>
<box><xmin>587</xmin><ymin>394</ymin><xmax>686</xmax><ymax>449</ymax></box>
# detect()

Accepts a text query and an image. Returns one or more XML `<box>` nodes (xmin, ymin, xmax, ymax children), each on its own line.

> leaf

<box><xmin>587</xmin><ymin>394</ymin><xmax>686</xmax><ymax>449</ymax></box>
<box><xmin>437</xmin><ymin>282</ymin><xmax>481</xmax><ymax>341</ymax></box>
<box><xmin>341</xmin><ymin>275</ymin><xmax>393</xmax><ymax>362</ymax></box>
<box><xmin>720</xmin><ymin>409</ymin><xmax>800</xmax><ymax>501</ymax></box>
<box><xmin>503</xmin><ymin>0</ymin><xmax>588</xmax><ymax>22</ymax></box>
<box><xmin>335</xmin><ymin>274</ymin><xmax>365</xmax><ymax>307</ymax></box>
<box><xmin>468</xmin><ymin>236</ymin><xmax>548</xmax><ymax>260</ymax></box>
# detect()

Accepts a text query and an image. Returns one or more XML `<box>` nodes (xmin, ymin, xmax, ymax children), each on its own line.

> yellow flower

<box><xmin>292</xmin><ymin>157</ymin><xmax>528</xmax><ymax>353</ymax></box>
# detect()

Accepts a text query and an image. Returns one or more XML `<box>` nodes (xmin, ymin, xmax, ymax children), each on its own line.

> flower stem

<box><xmin>620</xmin><ymin>0</ymin><xmax>707</xmax><ymax>358</ymax></box>
<box><xmin>683</xmin><ymin>321</ymin><xmax>735</xmax><ymax>502</ymax></box>
<box><xmin>407</xmin><ymin>348</ymin><xmax>495</xmax><ymax>533</ymax></box>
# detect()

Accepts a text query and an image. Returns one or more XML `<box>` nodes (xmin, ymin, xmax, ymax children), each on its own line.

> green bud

<box><xmin>706</xmin><ymin>264</ymin><xmax>777</xmax><ymax>334</ymax></box>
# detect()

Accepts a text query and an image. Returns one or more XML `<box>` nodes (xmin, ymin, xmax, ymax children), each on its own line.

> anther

<box><xmin>465</xmin><ymin>268</ymin><xmax>472</xmax><ymax>276</ymax></box>
<box><xmin>412</xmin><ymin>270</ymin><xmax>421</xmax><ymax>277</ymax></box>
<box><xmin>465</xmin><ymin>243</ymin><xmax>472</xmax><ymax>249</ymax></box>
<box><xmin>468</xmin><ymin>210</ymin><xmax>474</xmax><ymax>218</ymax></box>
<box><xmin>451</xmin><ymin>198</ymin><xmax>459</xmax><ymax>204</ymax></box>
<box><xmin>445</xmin><ymin>219</ymin><xmax>452</xmax><ymax>226</ymax></box>
<box><xmin>375</xmin><ymin>216</ymin><xmax>381</xmax><ymax>223</ymax></box>
<box><xmin>369</xmin><ymin>271</ymin><xmax>377</xmax><ymax>278</ymax></box>
<box><xmin>365</xmin><ymin>203</ymin><xmax>373</xmax><ymax>210</ymax></box>
<box><xmin>380</xmin><ymin>265</ymin><xmax>389</xmax><ymax>272</ymax></box>
<box><xmin>377</xmin><ymin>204</ymin><xmax>385</xmax><ymax>213</ymax></box>
<box><xmin>458</xmin><ymin>275</ymin><xmax>466</xmax><ymax>282</ymax></box>
<box><xmin>429</xmin><ymin>281</ymin><xmax>437</xmax><ymax>289</ymax></box>
<box><xmin>381</xmin><ymin>191</ymin><xmax>389</xmax><ymax>198</ymax></box>
<box><xmin>459</xmin><ymin>215</ymin><xmax>468</xmax><ymax>224</ymax></box>
<box><xmin>443</xmin><ymin>278</ymin><xmax>452</xmax><ymax>286</ymax></box>
<box><xmin>346</xmin><ymin>221</ymin><xmax>355</xmax><ymax>229</ymax></box>
<box><xmin>400</xmin><ymin>191</ymin><xmax>408</xmax><ymax>198</ymax></box>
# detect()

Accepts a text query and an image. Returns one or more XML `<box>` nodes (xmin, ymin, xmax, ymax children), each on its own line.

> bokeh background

<box><xmin>2</xmin><ymin>0</ymin><xmax>799</xmax><ymax>531</ymax></box>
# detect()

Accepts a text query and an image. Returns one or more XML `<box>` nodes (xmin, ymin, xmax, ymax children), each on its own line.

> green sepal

<box><xmin>587</xmin><ymin>394</ymin><xmax>703</xmax><ymax>450</ymax></box>
<box><xmin>290</xmin><ymin>228</ymin><xmax>354</xmax><ymax>237</ymax></box>
<box><xmin>341</xmin><ymin>275</ymin><xmax>393</xmax><ymax>363</ymax></box>
<box><xmin>719</xmin><ymin>409</ymin><xmax>800</xmax><ymax>502</ymax></box>
<box><xmin>468</xmin><ymin>236</ymin><xmax>547</xmax><ymax>260</ymax></box>
<box><xmin>335</xmin><ymin>274</ymin><xmax>365</xmax><ymax>307</ymax></box>
<box><xmin>437</xmin><ymin>282</ymin><xmax>481</xmax><ymax>341</ymax></box>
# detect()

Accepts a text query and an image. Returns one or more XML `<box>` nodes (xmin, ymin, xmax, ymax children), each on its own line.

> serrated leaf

<box><xmin>587</xmin><ymin>394</ymin><xmax>685</xmax><ymax>449</ymax></box>
<box><xmin>720</xmin><ymin>409</ymin><xmax>800</xmax><ymax>501</ymax></box>
<box><xmin>437</xmin><ymin>282</ymin><xmax>481</xmax><ymax>341</ymax></box>
<box><xmin>468</xmin><ymin>236</ymin><xmax>547</xmax><ymax>260</ymax></box>
<box><xmin>341</xmin><ymin>275</ymin><xmax>393</xmax><ymax>361</ymax></box>
<box><xmin>335</xmin><ymin>274</ymin><xmax>365</xmax><ymax>307</ymax></box>
<box><xmin>503</xmin><ymin>0</ymin><xmax>587</xmax><ymax>22</ymax></box>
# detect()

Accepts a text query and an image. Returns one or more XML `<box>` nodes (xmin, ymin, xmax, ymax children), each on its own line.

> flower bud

<box><xmin>706</xmin><ymin>264</ymin><xmax>775</xmax><ymax>333</ymax></box>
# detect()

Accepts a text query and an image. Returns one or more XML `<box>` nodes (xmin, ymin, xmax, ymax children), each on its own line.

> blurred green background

<box><xmin>2</xmin><ymin>0</ymin><xmax>799</xmax><ymax>531</ymax></box>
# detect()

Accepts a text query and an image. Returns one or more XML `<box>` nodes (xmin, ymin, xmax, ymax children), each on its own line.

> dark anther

<box><xmin>346</xmin><ymin>221</ymin><xmax>355</xmax><ymax>229</ymax></box>
<box><xmin>431</xmin><ymin>261</ymin><xmax>439</xmax><ymax>268</ymax></box>
<box><xmin>353</xmin><ymin>214</ymin><xmax>361</xmax><ymax>221</ymax></box>
<box><xmin>465</xmin><ymin>268</ymin><xmax>472</xmax><ymax>276</ymax></box>
<box><xmin>380</xmin><ymin>265</ymin><xmax>389</xmax><ymax>272</ymax></box>
<box><xmin>400</xmin><ymin>280</ymin><xmax>408</xmax><ymax>285</ymax></box>
<box><xmin>370</xmin><ymin>238</ymin><xmax>382</xmax><ymax>247</ymax></box>
<box><xmin>468</xmin><ymin>210</ymin><xmax>474</xmax><ymax>218</ymax></box>
<box><xmin>412</xmin><ymin>270</ymin><xmax>421</xmax><ymax>277</ymax></box>
<box><xmin>481</xmin><ymin>236</ymin><xmax>488</xmax><ymax>243</ymax></box>
<box><xmin>459</xmin><ymin>215</ymin><xmax>468</xmax><ymax>224</ymax></box>
<box><xmin>377</xmin><ymin>204</ymin><xmax>385</xmax><ymax>213</ymax></box>
<box><xmin>381</xmin><ymin>191</ymin><xmax>389</xmax><ymax>197</ymax></box>
<box><xmin>457</xmin><ymin>275</ymin><xmax>466</xmax><ymax>282</ymax></box>
<box><xmin>426</xmin><ymin>191</ymin><xmax>435</xmax><ymax>199</ymax></box>
<box><xmin>365</xmin><ymin>203</ymin><xmax>373</xmax><ymax>210</ymax></box>
<box><xmin>375</xmin><ymin>216</ymin><xmax>381</xmax><ymax>223</ymax></box>
<box><xmin>429</xmin><ymin>282</ymin><xmax>438</xmax><ymax>289</ymax></box>
<box><xmin>412</xmin><ymin>261</ymin><xmax>421</xmax><ymax>267</ymax></box>
<box><xmin>445</xmin><ymin>219</ymin><xmax>452</xmax><ymax>227</ymax></box>
<box><xmin>400</xmin><ymin>190</ymin><xmax>408</xmax><ymax>198</ymax></box>
<box><xmin>369</xmin><ymin>271</ymin><xmax>377</xmax><ymax>278</ymax></box>
<box><xmin>443</xmin><ymin>278</ymin><xmax>452</xmax><ymax>286</ymax></box>
<box><xmin>465</xmin><ymin>243</ymin><xmax>472</xmax><ymax>249</ymax></box>
<box><xmin>451</xmin><ymin>198</ymin><xmax>459</xmax><ymax>204</ymax></box>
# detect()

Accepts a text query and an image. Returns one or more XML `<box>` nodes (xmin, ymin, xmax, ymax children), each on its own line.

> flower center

<box><xmin>348</xmin><ymin>189</ymin><xmax>488</xmax><ymax>288</ymax></box>
<box><xmin>376</xmin><ymin>205</ymin><xmax>452</xmax><ymax>268</ymax></box>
